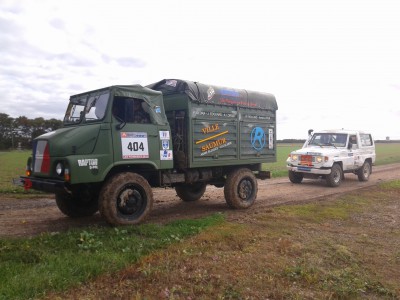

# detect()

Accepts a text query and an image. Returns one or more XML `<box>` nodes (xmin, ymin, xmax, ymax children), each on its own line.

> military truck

<box><xmin>18</xmin><ymin>79</ymin><xmax>278</xmax><ymax>225</ymax></box>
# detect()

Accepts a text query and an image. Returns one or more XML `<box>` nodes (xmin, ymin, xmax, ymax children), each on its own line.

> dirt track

<box><xmin>1</xmin><ymin>163</ymin><xmax>399</xmax><ymax>238</ymax></box>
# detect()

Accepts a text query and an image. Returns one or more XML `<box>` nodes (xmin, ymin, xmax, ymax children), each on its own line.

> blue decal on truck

<box><xmin>251</xmin><ymin>127</ymin><xmax>266</xmax><ymax>151</ymax></box>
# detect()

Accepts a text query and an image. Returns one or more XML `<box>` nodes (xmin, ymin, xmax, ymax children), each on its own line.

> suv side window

<box><xmin>349</xmin><ymin>135</ymin><xmax>358</xmax><ymax>149</ymax></box>
<box><xmin>360</xmin><ymin>134</ymin><xmax>373</xmax><ymax>146</ymax></box>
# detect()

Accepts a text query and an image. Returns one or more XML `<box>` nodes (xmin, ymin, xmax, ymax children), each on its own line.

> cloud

<box><xmin>114</xmin><ymin>57</ymin><xmax>146</xmax><ymax>68</ymax></box>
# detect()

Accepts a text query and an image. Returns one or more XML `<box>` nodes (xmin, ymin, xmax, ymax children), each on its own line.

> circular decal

<box><xmin>251</xmin><ymin>127</ymin><xmax>266</xmax><ymax>151</ymax></box>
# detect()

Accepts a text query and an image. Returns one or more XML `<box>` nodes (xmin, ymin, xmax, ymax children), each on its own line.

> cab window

<box><xmin>112</xmin><ymin>97</ymin><xmax>150</xmax><ymax>124</ymax></box>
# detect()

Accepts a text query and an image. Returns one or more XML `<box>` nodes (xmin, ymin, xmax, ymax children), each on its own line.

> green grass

<box><xmin>375</xmin><ymin>143</ymin><xmax>400</xmax><ymax>165</ymax></box>
<box><xmin>0</xmin><ymin>151</ymin><xmax>31</xmax><ymax>194</ymax></box>
<box><xmin>266</xmin><ymin>143</ymin><xmax>303</xmax><ymax>177</ymax></box>
<box><xmin>0</xmin><ymin>213</ymin><xmax>224</xmax><ymax>300</ymax></box>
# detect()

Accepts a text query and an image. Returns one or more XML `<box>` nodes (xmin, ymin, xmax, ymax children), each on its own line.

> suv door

<box><xmin>342</xmin><ymin>135</ymin><xmax>358</xmax><ymax>171</ymax></box>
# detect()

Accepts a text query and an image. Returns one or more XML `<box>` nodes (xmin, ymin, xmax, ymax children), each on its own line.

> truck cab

<box><xmin>286</xmin><ymin>129</ymin><xmax>376</xmax><ymax>187</ymax></box>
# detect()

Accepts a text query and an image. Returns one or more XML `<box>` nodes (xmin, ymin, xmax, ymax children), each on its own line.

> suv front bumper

<box><xmin>287</xmin><ymin>165</ymin><xmax>331</xmax><ymax>175</ymax></box>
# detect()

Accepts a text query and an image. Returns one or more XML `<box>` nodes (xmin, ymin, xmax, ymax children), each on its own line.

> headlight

<box><xmin>315</xmin><ymin>156</ymin><xmax>323</xmax><ymax>163</ymax></box>
<box><xmin>55</xmin><ymin>162</ymin><xmax>64</xmax><ymax>175</ymax></box>
<box><xmin>291</xmin><ymin>154</ymin><xmax>298</xmax><ymax>161</ymax></box>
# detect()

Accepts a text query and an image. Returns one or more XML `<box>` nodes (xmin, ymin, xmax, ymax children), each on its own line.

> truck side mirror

<box><xmin>347</xmin><ymin>142</ymin><xmax>352</xmax><ymax>150</ymax></box>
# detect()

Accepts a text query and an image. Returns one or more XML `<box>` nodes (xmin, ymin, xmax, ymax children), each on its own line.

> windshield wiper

<box><xmin>327</xmin><ymin>143</ymin><xmax>337</xmax><ymax>149</ymax></box>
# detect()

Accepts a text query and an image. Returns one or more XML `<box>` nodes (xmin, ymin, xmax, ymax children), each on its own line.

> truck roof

<box><xmin>147</xmin><ymin>79</ymin><xmax>278</xmax><ymax>111</ymax></box>
<box><xmin>314</xmin><ymin>129</ymin><xmax>373</xmax><ymax>135</ymax></box>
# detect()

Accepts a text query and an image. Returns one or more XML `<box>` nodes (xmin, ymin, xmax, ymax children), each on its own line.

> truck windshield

<box><xmin>63</xmin><ymin>91</ymin><xmax>110</xmax><ymax>125</ymax></box>
<box><xmin>309</xmin><ymin>133</ymin><xmax>347</xmax><ymax>147</ymax></box>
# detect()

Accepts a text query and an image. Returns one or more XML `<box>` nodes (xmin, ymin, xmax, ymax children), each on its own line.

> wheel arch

<box><xmin>103</xmin><ymin>163</ymin><xmax>158</xmax><ymax>184</ymax></box>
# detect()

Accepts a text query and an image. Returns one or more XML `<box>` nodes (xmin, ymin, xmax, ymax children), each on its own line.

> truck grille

<box><xmin>33</xmin><ymin>140</ymin><xmax>50</xmax><ymax>174</ymax></box>
<box><xmin>299</xmin><ymin>155</ymin><xmax>313</xmax><ymax>166</ymax></box>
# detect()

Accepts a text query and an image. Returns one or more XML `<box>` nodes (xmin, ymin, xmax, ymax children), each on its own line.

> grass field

<box><xmin>1</xmin><ymin>143</ymin><xmax>400</xmax><ymax>194</ymax></box>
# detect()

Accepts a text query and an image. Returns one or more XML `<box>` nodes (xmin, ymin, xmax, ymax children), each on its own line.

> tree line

<box><xmin>0</xmin><ymin>113</ymin><xmax>62</xmax><ymax>150</ymax></box>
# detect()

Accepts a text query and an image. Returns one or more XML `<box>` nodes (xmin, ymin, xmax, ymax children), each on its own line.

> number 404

<box><xmin>127</xmin><ymin>141</ymin><xmax>144</xmax><ymax>152</ymax></box>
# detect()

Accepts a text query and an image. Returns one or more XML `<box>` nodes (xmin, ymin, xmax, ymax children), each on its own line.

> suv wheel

<box><xmin>326</xmin><ymin>163</ymin><xmax>343</xmax><ymax>187</ymax></box>
<box><xmin>357</xmin><ymin>161</ymin><xmax>371</xmax><ymax>182</ymax></box>
<box><xmin>288</xmin><ymin>171</ymin><xmax>304</xmax><ymax>184</ymax></box>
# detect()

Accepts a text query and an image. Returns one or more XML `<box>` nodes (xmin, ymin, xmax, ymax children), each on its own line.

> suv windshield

<box><xmin>309</xmin><ymin>133</ymin><xmax>347</xmax><ymax>147</ymax></box>
<box><xmin>63</xmin><ymin>91</ymin><xmax>110</xmax><ymax>125</ymax></box>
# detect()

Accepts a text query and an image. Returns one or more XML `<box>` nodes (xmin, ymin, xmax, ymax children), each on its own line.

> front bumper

<box><xmin>287</xmin><ymin>165</ymin><xmax>331</xmax><ymax>175</ymax></box>
<box><xmin>14</xmin><ymin>176</ymin><xmax>66</xmax><ymax>193</ymax></box>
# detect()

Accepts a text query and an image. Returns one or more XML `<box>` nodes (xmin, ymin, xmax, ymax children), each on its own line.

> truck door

<box><xmin>111</xmin><ymin>97</ymin><xmax>160</xmax><ymax>167</ymax></box>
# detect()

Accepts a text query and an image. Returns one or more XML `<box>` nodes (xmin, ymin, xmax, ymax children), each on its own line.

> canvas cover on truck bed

<box><xmin>147</xmin><ymin>79</ymin><xmax>278</xmax><ymax>111</ymax></box>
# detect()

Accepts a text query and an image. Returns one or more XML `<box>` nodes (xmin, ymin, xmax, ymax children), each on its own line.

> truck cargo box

<box><xmin>148</xmin><ymin>79</ymin><xmax>278</xmax><ymax>169</ymax></box>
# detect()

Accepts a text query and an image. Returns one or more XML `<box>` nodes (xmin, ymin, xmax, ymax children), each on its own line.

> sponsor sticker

<box><xmin>269</xmin><ymin>128</ymin><xmax>274</xmax><ymax>149</ymax></box>
<box><xmin>77</xmin><ymin>158</ymin><xmax>98</xmax><ymax>170</ymax></box>
<box><xmin>160</xmin><ymin>150</ymin><xmax>173</xmax><ymax>160</ymax></box>
<box><xmin>159</xmin><ymin>131</ymin><xmax>170</xmax><ymax>140</ymax></box>
<box><xmin>162</xmin><ymin>140</ymin><xmax>169</xmax><ymax>150</ymax></box>
<box><xmin>121</xmin><ymin>132</ymin><xmax>149</xmax><ymax>159</ymax></box>
<box><xmin>207</xmin><ymin>87</ymin><xmax>215</xmax><ymax>101</ymax></box>
<box><xmin>251</xmin><ymin>127</ymin><xmax>266</xmax><ymax>151</ymax></box>
<box><xmin>165</xmin><ymin>79</ymin><xmax>177</xmax><ymax>87</ymax></box>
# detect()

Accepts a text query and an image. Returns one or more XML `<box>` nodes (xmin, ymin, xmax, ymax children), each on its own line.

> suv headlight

<box><xmin>291</xmin><ymin>154</ymin><xmax>298</xmax><ymax>161</ymax></box>
<box><xmin>315</xmin><ymin>156</ymin><xmax>323</xmax><ymax>163</ymax></box>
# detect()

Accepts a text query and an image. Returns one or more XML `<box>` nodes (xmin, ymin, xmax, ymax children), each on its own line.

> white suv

<box><xmin>286</xmin><ymin>129</ymin><xmax>376</xmax><ymax>187</ymax></box>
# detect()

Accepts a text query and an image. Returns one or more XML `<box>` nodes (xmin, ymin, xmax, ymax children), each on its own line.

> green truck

<box><xmin>19</xmin><ymin>79</ymin><xmax>278</xmax><ymax>225</ymax></box>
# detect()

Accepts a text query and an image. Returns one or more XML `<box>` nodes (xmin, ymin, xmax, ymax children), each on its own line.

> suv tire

<box><xmin>326</xmin><ymin>163</ymin><xmax>343</xmax><ymax>187</ymax></box>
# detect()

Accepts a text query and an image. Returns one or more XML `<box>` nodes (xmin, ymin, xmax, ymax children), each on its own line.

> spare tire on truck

<box><xmin>175</xmin><ymin>182</ymin><xmax>207</xmax><ymax>202</ymax></box>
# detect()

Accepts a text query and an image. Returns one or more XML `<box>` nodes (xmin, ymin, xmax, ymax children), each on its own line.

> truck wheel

<box><xmin>175</xmin><ymin>183</ymin><xmax>206</xmax><ymax>202</ymax></box>
<box><xmin>99</xmin><ymin>172</ymin><xmax>153</xmax><ymax>225</ymax></box>
<box><xmin>55</xmin><ymin>187</ymin><xmax>99</xmax><ymax>218</ymax></box>
<box><xmin>224</xmin><ymin>168</ymin><xmax>258</xmax><ymax>209</ymax></box>
<box><xmin>288</xmin><ymin>171</ymin><xmax>304</xmax><ymax>184</ymax></box>
<box><xmin>357</xmin><ymin>161</ymin><xmax>371</xmax><ymax>181</ymax></box>
<box><xmin>326</xmin><ymin>163</ymin><xmax>343</xmax><ymax>187</ymax></box>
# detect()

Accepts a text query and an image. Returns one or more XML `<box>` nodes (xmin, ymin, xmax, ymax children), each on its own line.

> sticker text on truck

<box><xmin>196</xmin><ymin>123</ymin><xmax>232</xmax><ymax>156</ymax></box>
<box><xmin>77</xmin><ymin>159</ymin><xmax>98</xmax><ymax>170</ymax></box>
<box><xmin>121</xmin><ymin>132</ymin><xmax>149</xmax><ymax>159</ymax></box>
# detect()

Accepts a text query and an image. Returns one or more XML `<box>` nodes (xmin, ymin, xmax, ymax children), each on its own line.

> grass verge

<box><xmin>0</xmin><ymin>214</ymin><xmax>224</xmax><ymax>300</ymax></box>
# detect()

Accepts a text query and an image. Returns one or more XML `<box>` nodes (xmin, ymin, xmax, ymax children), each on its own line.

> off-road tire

<box><xmin>99</xmin><ymin>172</ymin><xmax>153</xmax><ymax>225</ymax></box>
<box><xmin>326</xmin><ymin>163</ymin><xmax>343</xmax><ymax>187</ymax></box>
<box><xmin>357</xmin><ymin>161</ymin><xmax>372</xmax><ymax>182</ymax></box>
<box><xmin>288</xmin><ymin>170</ymin><xmax>304</xmax><ymax>184</ymax></box>
<box><xmin>224</xmin><ymin>168</ymin><xmax>258</xmax><ymax>209</ymax></box>
<box><xmin>55</xmin><ymin>186</ymin><xmax>98</xmax><ymax>218</ymax></box>
<box><xmin>175</xmin><ymin>183</ymin><xmax>206</xmax><ymax>202</ymax></box>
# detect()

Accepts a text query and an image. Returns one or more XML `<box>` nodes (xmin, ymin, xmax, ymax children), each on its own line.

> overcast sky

<box><xmin>1</xmin><ymin>0</ymin><xmax>399</xmax><ymax>139</ymax></box>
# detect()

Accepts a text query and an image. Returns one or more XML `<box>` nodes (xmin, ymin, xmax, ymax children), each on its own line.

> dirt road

<box><xmin>1</xmin><ymin>163</ymin><xmax>399</xmax><ymax>238</ymax></box>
